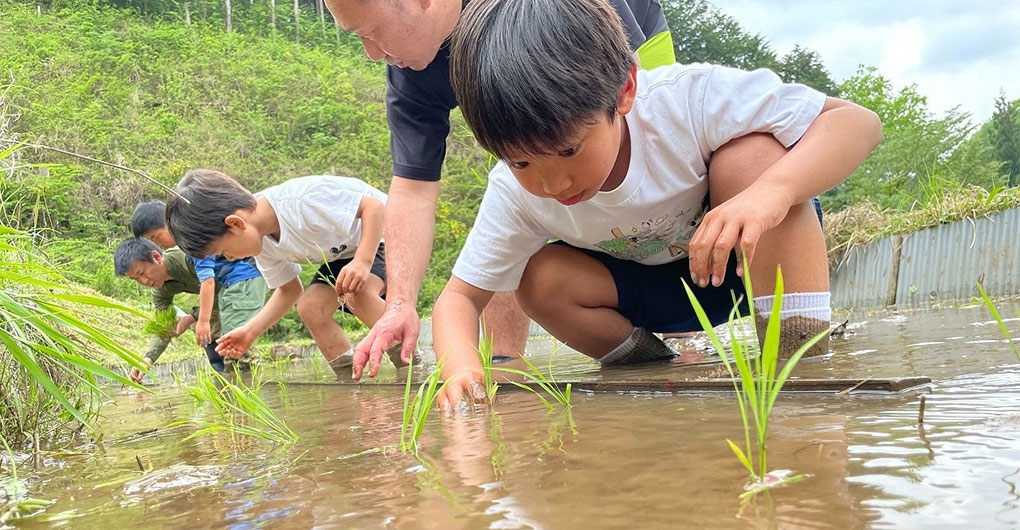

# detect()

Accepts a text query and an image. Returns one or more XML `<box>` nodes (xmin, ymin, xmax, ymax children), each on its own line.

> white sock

<box><xmin>754</xmin><ymin>292</ymin><xmax>831</xmax><ymax>323</ymax></box>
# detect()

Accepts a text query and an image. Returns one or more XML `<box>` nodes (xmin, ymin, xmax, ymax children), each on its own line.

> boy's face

<box><xmin>504</xmin><ymin>68</ymin><xmax>639</xmax><ymax>206</ymax></box>
<box><xmin>142</xmin><ymin>228</ymin><xmax>176</xmax><ymax>250</ymax></box>
<box><xmin>324</xmin><ymin>0</ymin><xmax>460</xmax><ymax>70</ymax></box>
<box><xmin>202</xmin><ymin>213</ymin><xmax>263</xmax><ymax>261</ymax></box>
<box><xmin>125</xmin><ymin>252</ymin><xmax>170</xmax><ymax>288</ymax></box>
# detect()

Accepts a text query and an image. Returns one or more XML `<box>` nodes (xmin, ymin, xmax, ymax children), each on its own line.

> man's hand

<box><xmin>353</xmin><ymin>300</ymin><xmax>419</xmax><ymax>381</ymax></box>
<box><xmin>687</xmin><ymin>186</ymin><xmax>791</xmax><ymax>286</ymax></box>
<box><xmin>129</xmin><ymin>357</ymin><xmax>153</xmax><ymax>384</ymax></box>
<box><xmin>215</xmin><ymin>325</ymin><xmax>256</xmax><ymax>359</ymax></box>
<box><xmin>195</xmin><ymin>319</ymin><xmax>212</xmax><ymax>347</ymax></box>
<box><xmin>335</xmin><ymin>259</ymin><xmax>371</xmax><ymax>294</ymax></box>
<box><xmin>436</xmin><ymin>370</ymin><xmax>489</xmax><ymax>413</ymax></box>
<box><xmin>175</xmin><ymin>314</ymin><xmax>197</xmax><ymax>337</ymax></box>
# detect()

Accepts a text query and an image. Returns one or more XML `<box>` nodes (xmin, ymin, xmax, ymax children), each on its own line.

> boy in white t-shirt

<box><xmin>425</xmin><ymin>0</ymin><xmax>882</xmax><ymax>407</ymax></box>
<box><xmin>165</xmin><ymin>169</ymin><xmax>400</xmax><ymax>375</ymax></box>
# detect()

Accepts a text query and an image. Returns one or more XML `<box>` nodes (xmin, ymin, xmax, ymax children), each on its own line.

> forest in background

<box><xmin>1</xmin><ymin>0</ymin><xmax>1018</xmax><ymax>343</ymax></box>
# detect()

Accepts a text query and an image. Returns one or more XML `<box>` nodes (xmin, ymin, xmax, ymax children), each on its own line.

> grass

<box><xmin>976</xmin><ymin>282</ymin><xmax>1020</xmax><ymax>363</ymax></box>
<box><xmin>492</xmin><ymin>350</ymin><xmax>573</xmax><ymax>412</ymax></box>
<box><xmin>142</xmin><ymin>308</ymin><xmax>178</xmax><ymax>343</ymax></box>
<box><xmin>175</xmin><ymin>363</ymin><xmax>297</xmax><ymax>447</ymax></box>
<box><xmin>825</xmin><ymin>184</ymin><xmax>1020</xmax><ymax>266</ymax></box>
<box><xmin>683</xmin><ymin>260</ymin><xmax>829</xmax><ymax>500</ymax></box>
<box><xmin>0</xmin><ymin>222</ymin><xmax>151</xmax><ymax>446</ymax></box>
<box><xmin>477</xmin><ymin>323</ymin><xmax>498</xmax><ymax>402</ymax></box>
<box><xmin>400</xmin><ymin>354</ymin><xmax>448</xmax><ymax>455</ymax></box>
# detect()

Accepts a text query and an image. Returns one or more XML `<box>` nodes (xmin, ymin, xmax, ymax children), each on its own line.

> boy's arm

<box><xmin>335</xmin><ymin>195</ymin><xmax>385</xmax><ymax>294</ymax></box>
<box><xmin>195</xmin><ymin>277</ymin><xmax>215</xmax><ymax>347</ymax></box>
<box><xmin>433</xmin><ymin>276</ymin><xmax>496</xmax><ymax>410</ymax></box>
<box><xmin>216</xmin><ymin>277</ymin><xmax>303</xmax><ymax>358</ymax></box>
<box><xmin>689</xmin><ymin>97</ymin><xmax>882</xmax><ymax>284</ymax></box>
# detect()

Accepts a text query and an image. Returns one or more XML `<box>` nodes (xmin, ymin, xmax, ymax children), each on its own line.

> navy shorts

<box><xmin>310</xmin><ymin>243</ymin><xmax>387</xmax><ymax>314</ymax></box>
<box><xmin>558</xmin><ymin>243</ymin><xmax>750</xmax><ymax>334</ymax></box>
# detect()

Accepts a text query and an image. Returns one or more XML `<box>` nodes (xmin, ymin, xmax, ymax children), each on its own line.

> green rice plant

<box><xmin>0</xmin><ymin>223</ymin><xmax>150</xmax><ymax>445</ymax></box>
<box><xmin>492</xmin><ymin>349</ymin><xmax>572</xmax><ymax>411</ymax></box>
<box><xmin>683</xmin><ymin>260</ymin><xmax>828</xmax><ymax>499</ymax></box>
<box><xmin>142</xmin><ymin>308</ymin><xmax>178</xmax><ymax>342</ymax></box>
<box><xmin>176</xmin><ymin>363</ymin><xmax>297</xmax><ymax>446</ymax></box>
<box><xmin>400</xmin><ymin>354</ymin><xmax>449</xmax><ymax>455</ymax></box>
<box><xmin>976</xmin><ymin>282</ymin><xmax>1020</xmax><ymax>362</ymax></box>
<box><xmin>477</xmin><ymin>322</ymin><xmax>498</xmax><ymax>402</ymax></box>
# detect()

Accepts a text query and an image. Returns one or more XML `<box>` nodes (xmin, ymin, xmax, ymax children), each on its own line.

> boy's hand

<box><xmin>129</xmin><ymin>357</ymin><xmax>153</xmax><ymax>384</ymax></box>
<box><xmin>688</xmin><ymin>186</ymin><xmax>790</xmax><ymax>286</ymax></box>
<box><xmin>175</xmin><ymin>314</ymin><xmax>197</xmax><ymax>337</ymax></box>
<box><xmin>436</xmin><ymin>370</ymin><xmax>489</xmax><ymax>413</ymax></box>
<box><xmin>195</xmin><ymin>320</ymin><xmax>212</xmax><ymax>347</ymax></box>
<box><xmin>335</xmin><ymin>259</ymin><xmax>371</xmax><ymax>294</ymax></box>
<box><xmin>353</xmin><ymin>300</ymin><xmax>418</xmax><ymax>381</ymax></box>
<box><xmin>216</xmin><ymin>325</ymin><xmax>256</xmax><ymax>359</ymax></box>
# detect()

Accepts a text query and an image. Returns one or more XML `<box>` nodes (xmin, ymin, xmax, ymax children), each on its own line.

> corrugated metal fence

<box><xmin>831</xmin><ymin>208</ymin><xmax>1020</xmax><ymax>309</ymax></box>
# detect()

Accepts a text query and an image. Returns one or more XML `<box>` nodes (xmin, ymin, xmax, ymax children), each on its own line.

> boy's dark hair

<box><xmin>165</xmin><ymin>169</ymin><xmax>257</xmax><ymax>257</ymax></box>
<box><xmin>114</xmin><ymin>237</ymin><xmax>162</xmax><ymax>276</ymax></box>
<box><xmin>449</xmin><ymin>0</ymin><xmax>635</xmax><ymax>160</ymax></box>
<box><xmin>130</xmin><ymin>200</ymin><xmax>167</xmax><ymax>238</ymax></box>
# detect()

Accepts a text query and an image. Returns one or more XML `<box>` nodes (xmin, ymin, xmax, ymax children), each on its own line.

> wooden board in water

<box><xmin>277</xmin><ymin>377</ymin><xmax>932</xmax><ymax>395</ymax></box>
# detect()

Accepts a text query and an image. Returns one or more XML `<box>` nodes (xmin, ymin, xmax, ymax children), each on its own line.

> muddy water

<box><xmin>12</xmin><ymin>302</ymin><xmax>1020</xmax><ymax>529</ymax></box>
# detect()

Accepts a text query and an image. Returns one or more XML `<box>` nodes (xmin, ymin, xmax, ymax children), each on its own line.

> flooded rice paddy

<box><xmin>10</xmin><ymin>301</ymin><xmax>1020</xmax><ymax>529</ymax></box>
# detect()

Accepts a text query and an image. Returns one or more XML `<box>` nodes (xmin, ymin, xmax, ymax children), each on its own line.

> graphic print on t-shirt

<box><xmin>595</xmin><ymin>204</ymin><xmax>707</xmax><ymax>261</ymax></box>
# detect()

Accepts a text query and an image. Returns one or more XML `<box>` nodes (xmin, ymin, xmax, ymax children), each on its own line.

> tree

<box><xmin>988</xmin><ymin>91</ymin><xmax>1020</xmax><ymax>186</ymax></box>
<box><xmin>223</xmin><ymin>0</ymin><xmax>231</xmax><ymax>31</ymax></box>
<box><xmin>825</xmin><ymin>66</ymin><xmax>1000</xmax><ymax>210</ymax></box>
<box><xmin>660</xmin><ymin>0</ymin><xmax>835</xmax><ymax>93</ymax></box>
<box><xmin>778</xmin><ymin>45</ymin><xmax>836</xmax><ymax>96</ymax></box>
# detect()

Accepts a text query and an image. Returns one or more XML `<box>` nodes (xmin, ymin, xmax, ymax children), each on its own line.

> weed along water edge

<box><xmin>2</xmin><ymin>300</ymin><xmax>1018</xmax><ymax>527</ymax></box>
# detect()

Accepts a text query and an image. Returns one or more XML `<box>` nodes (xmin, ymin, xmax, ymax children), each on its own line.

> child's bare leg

<box><xmin>709</xmin><ymin>133</ymin><xmax>831</xmax><ymax>356</ymax></box>
<box><xmin>297</xmin><ymin>283</ymin><xmax>351</xmax><ymax>365</ymax></box>
<box><xmin>480</xmin><ymin>291</ymin><xmax>530</xmax><ymax>358</ymax></box>
<box><xmin>344</xmin><ymin>273</ymin><xmax>387</xmax><ymax>327</ymax></box>
<box><xmin>515</xmin><ymin>244</ymin><xmax>636</xmax><ymax>358</ymax></box>
<box><xmin>346</xmin><ymin>274</ymin><xmax>404</xmax><ymax>367</ymax></box>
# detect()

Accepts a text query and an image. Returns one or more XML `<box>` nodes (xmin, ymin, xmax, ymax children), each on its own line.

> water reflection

<box><xmin>11</xmin><ymin>301</ymin><xmax>1020</xmax><ymax>528</ymax></box>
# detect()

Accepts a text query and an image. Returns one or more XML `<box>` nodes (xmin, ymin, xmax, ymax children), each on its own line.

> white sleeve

<box><xmin>255</xmin><ymin>255</ymin><xmax>302</xmax><ymax>290</ymax></box>
<box><xmin>697</xmin><ymin>65</ymin><xmax>826</xmax><ymax>150</ymax></box>
<box><xmin>451</xmin><ymin>180</ymin><xmax>552</xmax><ymax>292</ymax></box>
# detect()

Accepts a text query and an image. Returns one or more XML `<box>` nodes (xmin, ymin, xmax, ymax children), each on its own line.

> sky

<box><xmin>706</xmin><ymin>0</ymin><xmax>1020</xmax><ymax>124</ymax></box>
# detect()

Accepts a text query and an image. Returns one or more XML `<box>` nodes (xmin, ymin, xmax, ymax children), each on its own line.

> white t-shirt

<box><xmin>452</xmin><ymin>63</ymin><xmax>826</xmax><ymax>292</ymax></box>
<box><xmin>254</xmin><ymin>175</ymin><xmax>387</xmax><ymax>289</ymax></box>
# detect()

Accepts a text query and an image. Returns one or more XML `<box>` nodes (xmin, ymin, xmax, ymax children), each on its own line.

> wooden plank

<box><xmin>273</xmin><ymin>377</ymin><xmax>932</xmax><ymax>395</ymax></box>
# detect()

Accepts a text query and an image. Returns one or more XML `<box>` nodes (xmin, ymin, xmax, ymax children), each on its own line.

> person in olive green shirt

<box><xmin>114</xmin><ymin>237</ymin><xmax>235</xmax><ymax>382</ymax></box>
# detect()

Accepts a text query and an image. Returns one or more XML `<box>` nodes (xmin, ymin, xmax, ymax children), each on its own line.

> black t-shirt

<box><xmin>385</xmin><ymin>0</ymin><xmax>669</xmax><ymax>181</ymax></box>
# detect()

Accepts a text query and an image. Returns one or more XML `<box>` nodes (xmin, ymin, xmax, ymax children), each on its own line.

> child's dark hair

<box><xmin>449</xmin><ymin>0</ymin><xmax>635</xmax><ymax>160</ymax></box>
<box><xmin>130</xmin><ymin>200</ymin><xmax>167</xmax><ymax>238</ymax></box>
<box><xmin>114</xmin><ymin>237</ymin><xmax>162</xmax><ymax>276</ymax></box>
<box><xmin>165</xmin><ymin>169</ymin><xmax>256</xmax><ymax>257</ymax></box>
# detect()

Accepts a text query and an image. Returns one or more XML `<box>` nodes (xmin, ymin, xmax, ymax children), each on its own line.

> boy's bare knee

<box><xmin>297</xmin><ymin>296</ymin><xmax>332</xmax><ymax>327</ymax></box>
<box><xmin>518</xmin><ymin>246</ymin><xmax>566</xmax><ymax>306</ymax></box>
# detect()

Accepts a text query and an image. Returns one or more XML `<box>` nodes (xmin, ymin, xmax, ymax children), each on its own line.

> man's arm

<box><xmin>216</xmin><ymin>277</ymin><xmax>303</xmax><ymax>358</ymax></box>
<box><xmin>433</xmin><ymin>276</ymin><xmax>495</xmax><ymax>410</ymax></box>
<box><xmin>352</xmin><ymin>176</ymin><xmax>440</xmax><ymax>380</ymax></box>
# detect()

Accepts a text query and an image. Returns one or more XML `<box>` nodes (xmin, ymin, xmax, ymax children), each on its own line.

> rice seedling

<box><xmin>683</xmin><ymin>259</ymin><xmax>829</xmax><ymax>500</ymax></box>
<box><xmin>976</xmin><ymin>282</ymin><xmax>1019</xmax><ymax>362</ymax></box>
<box><xmin>142</xmin><ymin>308</ymin><xmax>177</xmax><ymax>342</ymax></box>
<box><xmin>175</xmin><ymin>363</ymin><xmax>297</xmax><ymax>446</ymax></box>
<box><xmin>399</xmin><ymin>355</ymin><xmax>448</xmax><ymax>454</ymax></box>
<box><xmin>477</xmin><ymin>322</ymin><xmax>498</xmax><ymax>402</ymax></box>
<box><xmin>492</xmin><ymin>349</ymin><xmax>572</xmax><ymax>411</ymax></box>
